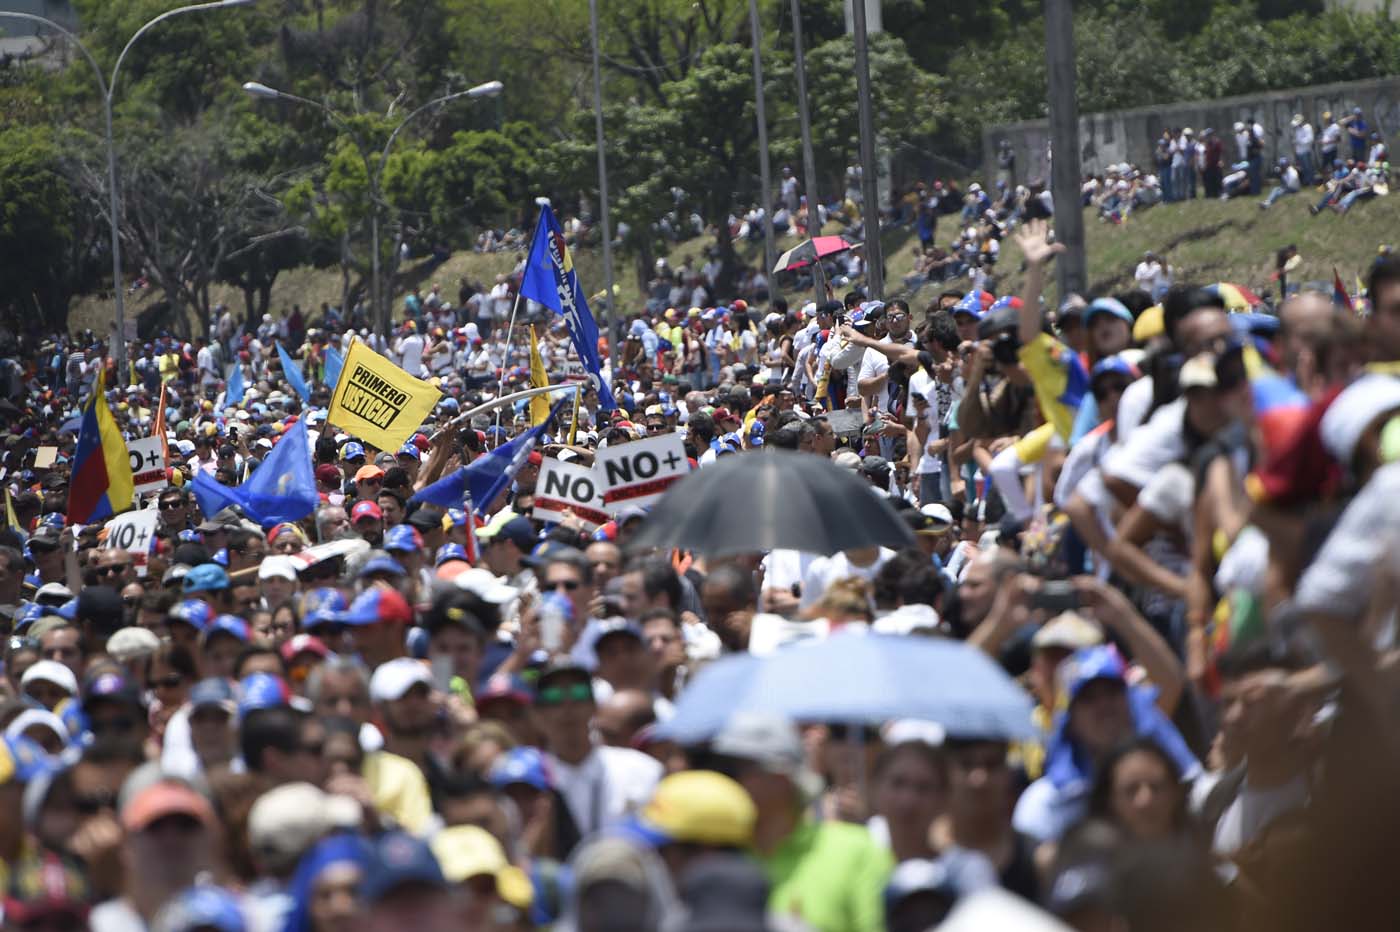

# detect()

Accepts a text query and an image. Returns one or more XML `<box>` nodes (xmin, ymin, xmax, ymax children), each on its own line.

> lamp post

<box><xmin>1</xmin><ymin>0</ymin><xmax>257</xmax><ymax>377</ymax></box>
<box><xmin>243</xmin><ymin>79</ymin><xmax>503</xmax><ymax>335</ymax></box>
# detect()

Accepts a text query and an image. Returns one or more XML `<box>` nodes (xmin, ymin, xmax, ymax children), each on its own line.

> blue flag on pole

<box><xmin>277</xmin><ymin>343</ymin><xmax>312</xmax><ymax>403</ymax></box>
<box><xmin>323</xmin><ymin>344</ymin><xmax>344</xmax><ymax>391</ymax></box>
<box><xmin>191</xmin><ymin>418</ymin><xmax>318</xmax><ymax>528</ymax></box>
<box><xmin>518</xmin><ymin>204</ymin><xmax>617</xmax><ymax>410</ymax></box>
<box><xmin>225</xmin><ymin>362</ymin><xmax>245</xmax><ymax>406</ymax></box>
<box><xmin>412</xmin><ymin>398</ymin><xmax>571</xmax><ymax>515</ymax></box>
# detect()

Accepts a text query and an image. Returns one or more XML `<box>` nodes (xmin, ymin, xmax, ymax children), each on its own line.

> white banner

<box><xmin>596</xmin><ymin>433</ymin><xmax>688</xmax><ymax>513</ymax></box>
<box><xmin>532</xmin><ymin>458</ymin><xmax>610</xmax><ymax>529</ymax></box>
<box><xmin>103</xmin><ymin>508</ymin><xmax>159</xmax><ymax>576</ymax></box>
<box><xmin>127</xmin><ymin>436</ymin><xmax>169</xmax><ymax>497</ymax></box>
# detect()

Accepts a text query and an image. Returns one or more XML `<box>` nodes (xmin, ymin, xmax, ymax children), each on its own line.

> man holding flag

<box><xmin>518</xmin><ymin>203</ymin><xmax>617</xmax><ymax>410</ymax></box>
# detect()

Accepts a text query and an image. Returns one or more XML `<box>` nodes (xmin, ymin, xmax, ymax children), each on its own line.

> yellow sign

<box><xmin>327</xmin><ymin>338</ymin><xmax>443</xmax><ymax>451</ymax></box>
<box><xmin>529</xmin><ymin>327</ymin><xmax>550</xmax><ymax>426</ymax></box>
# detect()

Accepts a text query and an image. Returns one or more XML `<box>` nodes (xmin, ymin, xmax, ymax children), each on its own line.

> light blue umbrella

<box><xmin>658</xmin><ymin>632</ymin><xmax>1035</xmax><ymax>743</ymax></box>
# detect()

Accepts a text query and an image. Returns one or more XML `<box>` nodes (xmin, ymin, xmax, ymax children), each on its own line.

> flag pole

<box><xmin>494</xmin><ymin>202</ymin><xmax>549</xmax><ymax>421</ymax></box>
<box><xmin>435</xmin><ymin>383</ymin><xmax>582</xmax><ymax>439</ymax></box>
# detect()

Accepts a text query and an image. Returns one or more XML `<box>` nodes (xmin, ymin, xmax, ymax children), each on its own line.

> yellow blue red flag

<box><xmin>68</xmin><ymin>368</ymin><xmax>135</xmax><ymax>524</ymax></box>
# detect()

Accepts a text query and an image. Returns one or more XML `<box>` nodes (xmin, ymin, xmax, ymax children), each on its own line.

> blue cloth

<box><xmin>276</xmin><ymin>343</ymin><xmax>312</xmax><ymax>404</ymax></box>
<box><xmin>281</xmin><ymin>835</ymin><xmax>370</xmax><ymax>932</ymax></box>
<box><xmin>323</xmin><ymin>344</ymin><xmax>344</xmax><ymax>391</ymax></box>
<box><xmin>225</xmin><ymin>363</ymin><xmax>245</xmax><ymax>406</ymax></box>
<box><xmin>518</xmin><ymin>205</ymin><xmax>617</xmax><ymax>410</ymax></box>
<box><xmin>191</xmin><ymin>418</ymin><xmax>318</xmax><ymax>528</ymax></box>
<box><xmin>411</xmin><ymin>399</ymin><xmax>570</xmax><ymax>515</ymax></box>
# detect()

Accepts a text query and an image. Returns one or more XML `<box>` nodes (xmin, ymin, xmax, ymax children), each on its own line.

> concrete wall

<box><xmin>982</xmin><ymin>75</ymin><xmax>1400</xmax><ymax>184</ymax></box>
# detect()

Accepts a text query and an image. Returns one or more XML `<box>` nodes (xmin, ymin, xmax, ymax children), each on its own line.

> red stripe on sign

<box><xmin>602</xmin><ymin>476</ymin><xmax>680</xmax><ymax>504</ymax></box>
<box><xmin>132</xmin><ymin>469</ymin><xmax>165</xmax><ymax>485</ymax></box>
<box><xmin>534</xmin><ymin>497</ymin><xmax>610</xmax><ymax>527</ymax></box>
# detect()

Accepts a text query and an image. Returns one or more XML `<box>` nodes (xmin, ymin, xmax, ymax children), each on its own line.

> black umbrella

<box><xmin>626</xmin><ymin>449</ymin><xmax>916</xmax><ymax>557</ymax></box>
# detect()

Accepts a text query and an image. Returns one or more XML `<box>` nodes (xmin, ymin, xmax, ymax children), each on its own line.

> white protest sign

<box><xmin>103</xmin><ymin>508</ymin><xmax>159</xmax><ymax>576</ymax></box>
<box><xmin>127</xmin><ymin>436</ymin><xmax>169</xmax><ymax>496</ymax></box>
<box><xmin>597</xmin><ymin>433</ymin><xmax>688</xmax><ymax>513</ymax></box>
<box><xmin>533</xmin><ymin>458</ymin><xmax>609</xmax><ymax>529</ymax></box>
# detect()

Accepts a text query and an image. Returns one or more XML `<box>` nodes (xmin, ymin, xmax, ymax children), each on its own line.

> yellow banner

<box><xmin>529</xmin><ymin>327</ymin><xmax>550</xmax><ymax>426</ymax></box>
<box><xmin>326</xmin><ymin>338</ymin><xmax>443</xmax><ymax>452</ymax></box>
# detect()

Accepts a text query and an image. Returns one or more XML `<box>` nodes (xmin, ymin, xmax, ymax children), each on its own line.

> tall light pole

<box><xmin>851</xmin><ymin>0</ymin><xmax>883</xmax><ymax>300</ymax></box>
<box><xmin>748</xmin><ymin>0</ymin><xmax>777</xmax><ymax>304</ymax></box>
<box><xmin>2</xmin><ymin>0</ymin><xmax>257</xmax><ymax>378</ymax></box>
<box><xmin>587</xmin><ymin>0</ymin><xmax>620</xmax><ymax>372</ymax></box>
<box><xmin>244</xmin><ymin>79</ymin><xmax>502</xmax><ymax>336</ymax></box>
<box><xmin>789</xmin><ymin>0</ymin><xmax>825</xmax><ymax>307</ymax></box>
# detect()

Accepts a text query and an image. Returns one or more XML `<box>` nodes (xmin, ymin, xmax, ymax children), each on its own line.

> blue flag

<box><xmin>323</xmin><ymin>344</ymin><xmax>344</xmax><ymax>391</ymax></box>
<box><xmin>518</xmin><ymin>205</ymin><xmax>617</xmax><ymax>410</ymax></box>
<box><xmin>277</xmin><ymin>342</ymin><xmax>312</xmax><ymax>403</ymax></box>
<box><xmin>225</xmin><ymin>362</ymin><xmax>245</xmax><ymax>406</ymax></box>
<box><xmin>412</xmin><ymin>399</ymin><xmax>571</xmax><ymax>515</ymax></box>
<box><xmin>191</xmin><ymin>418</ymin><xmax>318</xmax><ymax>528</ymax></box>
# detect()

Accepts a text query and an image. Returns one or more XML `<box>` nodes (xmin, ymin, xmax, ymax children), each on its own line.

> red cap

<box><xmin>527</xmin><ymin>451</ymin><xmax>543</xmax><ymax>467</ymax></box>
<box><xmin>351</xmin><ymin>500</ymin><xmax>383</xmax><ymax>522</ymax></box>
<box><xmin>315</xmin><ymin>464</ymin><xmax>341</xmax><ymax>484</ymax></box>
<box><xmin>412</xmin><ymin>433</ymin><xmax>431</xmax><ymax>452</ymax></box>
<box><xmin>121</xmin><ymin>781</ymin><xmax>215</xmax><ymax>833</ymax></box>
<box><xmin>280</xmin><ymin>633</ymin><xmax>330</xmax><ymax>664</ymax></box>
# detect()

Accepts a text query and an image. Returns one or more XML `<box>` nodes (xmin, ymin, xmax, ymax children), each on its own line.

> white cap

<box><xmin>369</xmin><ymin>657</ymin><xmax>433</xmax><ymax>703</ymax></box>
<box><xmin>258</xmin><ymin>555</ymin><xmax>300</xmax><ymax>581</ymax></box>
<box><xmin>453</xmin><ymin>567</ymin><xmax>519</xmax><ymax>604</ymax></box>
<box><xmin>35</xmin><ymin>583</ymin><xmax>73</xmax><ymax>603</ymax></box>
<box><xmin>106</xmin><ymin>627</ymin><xmax>162</xmax><ymax>663</ymax></box>
<box><xmin>5</xmin><ymin>709</ymin><xmax>69</xmax><ymax>747</ymax></box>
<box><xmin>1031</xmin><ymin>611</ymin><xmax>1105</xmax><ymax>652</ymax></box>
<box><xmin>920</xmin><ymin>503</ymin><xmax>954</xmax><ymax>526</ymax></box>
<box><xmin>832</xmin><ymin>450</ymin><xmax>862</xmax><ymax>471</ymax></box>
<box><xmin>21</xmin><ymin>660</ymin><xmax>78</xmax><ymax>697</ymax></box>
<box><xmin>247</xmin><ymin>782</ymin><xmax>362</xmax><ymax>873</ymax></box>
<box><xmin>1320</xmin><ymin>374</ymin><xmax>1400</xmax><ymax>466</ymax></box>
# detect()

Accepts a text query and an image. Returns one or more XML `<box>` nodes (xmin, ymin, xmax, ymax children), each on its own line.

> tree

<box><xmin>0</xmin><ymin>125</ymin><xmax>78</xmax><ymax>337</ymax></box>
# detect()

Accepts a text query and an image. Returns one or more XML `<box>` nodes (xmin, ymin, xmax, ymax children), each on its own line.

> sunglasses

<box><xmin>148</xmin><ymin>673</ymin><xmax>184</xmax><ymax>691</ymax></box>
<box><xmin>546</xmin><ymin>579</ymin><xmax>581</xmax><ymax>592</ymax></box>
<box><xmin>159</xmin><ymin>501</ymin><xmax>184</xmax><ymax>511</ymax></box>
<box><xmin>360</xmin><ymin>477</ymin><xmax>382</xmax><ymax>487</ymax></box>
<box><xmin>96</xmin><ymin>564</ymin><xmax>132</xmax><ymax>576</ymax></box>
<box><xmin>537</xmin><ymin>682</ymin><xmax>593</xmax><ymax>706</ymax></box>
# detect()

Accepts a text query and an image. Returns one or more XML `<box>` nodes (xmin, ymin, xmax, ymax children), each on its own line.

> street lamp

<box><xmin>2</xmin><ymin>0</ymin><xmax>257</xmax><ymax>376</ymax></box>
<box><xmin>244</xmin><ymin>79</ymin><xmax>503</xmax><ymax>335</ymax></box>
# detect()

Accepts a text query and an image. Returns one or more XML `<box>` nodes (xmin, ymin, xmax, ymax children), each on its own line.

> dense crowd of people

<box><xmin>3</xmin><ymin>209</ymin><xmax>1400</xmax><ymax>932</ymax></box>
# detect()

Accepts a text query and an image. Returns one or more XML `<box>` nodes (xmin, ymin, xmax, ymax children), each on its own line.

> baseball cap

<box><xmin>247</xmin><ymin>782</ymin><xmax>361</xmax><ymax>874</ymax></box>
<box><xmin>315</xmin><ymin>464</ymin><xmax>341</xmax><ymax>485</ymax></box>
<box><xmin>338</xmin><ymin>584</ymin><xmax>413</xmax><ymax>626</ymax></box>
<box><xmin>237</xmin><ymin>673</ymin><xmax>292</xmax><ymax>717</ymax></box>
<box><xmin>622</xmin><ymin>771</ymin><xmax>756</xmax><ymax>849</ymax></box>
<box><xmin>354</xmin><ymin>465</ymin><xmax>386</xmax><ymax>483</ymax></box>
<box><xmin>1083</xmin><ymin>297</ymin><xmax>1134</xmax><ymax>326</ymax></box>
<box><xmin>106</xmin><ymin>627</ymin><xmax>162</xmax><ymax>664</ymax></box>
<box><xmin>202</xmin><ymin>615</ymin><xmax>251</xmax><ymax>645</ymax></box>
<box><xmin>121</xmin><ymin>780</ymin><xmax>216</xmax><ymax>833</ymax></box>
<box><xmin>476</xmin><ymin>673</ymin><xmax>533</xmax><ymax>707</ymax></box>
<box><xmin>1320</xmin><ymin>373</ymin><xmax>1400</xmax><ymax>465</ymax></box>
<box><xmin>258</xmin><ymin>555</ymin><xmax>300</xmax><ymax>581</ymax></box>
<box><xmin>360</xmin><ymin>831</ymin><xmax>447</xmax><ymax>903</ymax></box>
<box><xmin>369</xmin><ymin>658</ymin><xmax>432</xmax><ymax>703</ymax></box>
<box><xmin>434</xmin><ymin>543</ymin><xmax>469</xmax><ymax>566</ymax></box>
<box><xmin>407</xmin><ymin>506</ymin><xmax>448</xmax><ymax>532</ymax></box>
<box><xmin>1059</xmin><ymin>646</ymin><xmax>1127</xmax><ymax>704</ymax></box>
<box><xmin>951</xmin><ymin>290</ymin><xmax>988</xmax><ymax>319</ymax></box>
<box><xmin>351</xmin><ymin>501</ymin><xmax>383</xmax><ymax>523</ymax></box>
<box><xmin>279</xmin><ymin>633</ymin><xmax>330</xmax><ymax>665</ymax></box>
<box><xmin>593</xmin><ymin>618</ymin><xmax>644</xmax><ymax>651</ymax></box>
<box><xmin>188</xmin><ymin>677</ymin><xmax>237</xmax><ymax>713</ymax></box>
<box><xmin>489</xmin><ymin>747</ymin><xmax>553</xmax><ymax>792</ymax></box>
<box><xmin>430</xmin><ymin>826</ymin><xmax>533</xmax><ymax>910</ymax></box>
<box><xmin>341</xmin><ymin>441</ymin><xmax>366</xmax><ymax>461</ymax></box>
<box><xmin>832</xmin><ymin>449</ymin><xmax>862</xmax><ymax>470</ymax></box>
<box><xmin>383</xmin><ymin>525</ymin><xmax>424</xmax><ymax>554</ymax></box>
<box><xmin>357</xmin><ymin>553</ymin><xmax>407</xmax><ymax>579</ymax></box>
<box><xmin>82</xmin><ymin>670</ymin><xmax>142</xmax><ymax>712</ymax></box>
<box><xmin>396</xmin><ymin>443</ymin><xmax>422</xmax><ymax>461</ymax></box>
<box><xmin>168</xmin><ymin>599</ymin><xmax>214</xmax><ymax>633</ymax></box>
<box><xmin>183</xmin><ymin>564</ymin><xmax>230</xmax><ymax>594</ymax></box>
<box><xmin>711</xmin><ymin>711</ymin><xmax>822</xmax><ymax>796</ymax></box>
<box><xmin>300</xmin><ymin>588</ymin><xmax>348</xmax><ymax>629</ymax></box>
<box><xmin>480</xmin><ymin>516</ymin><xmax>537</xmax><ymax>553</ymax></box>
<box><xmin>0</xmin><ymin>734</ymin><xmax>53</xmax><ymax>787</ymax></box>
<box><xmin>150</xmin><ymin>885</ymin><xmax>246</xmax><ymax>932</ymax></box>
<box><xmin>1031</xmin><ymin>611</ymin><xmax>1105</xmax><ymax>652</ymax></box>
<box><xmin>21</xmin><ymin>661</ymin><xmax>78</xmax><ymax>698</ymax></box>
<box><xmin>1090</xmin><ymin>355</ymin><xmax>1138</xmax><ymax>384</ymax></box>
<box><xmin>34</xmin><ymin>582</ymin><xmax>73</xmax><ymax>606</ymax></box>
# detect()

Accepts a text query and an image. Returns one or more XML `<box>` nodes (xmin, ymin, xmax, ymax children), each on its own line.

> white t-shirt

<box><xmin>1102</xmin><ymin>398</ymin><xmax>1187</xmax><ymax>490</ymax></box>
<box><xmin>1115</xmin><ymin>376</ymin><xmax>1154</xmax><ymax>443</ymax></box>
<box><xmin>397</xmin><ymin>333</ymin><xmax>426</xmax><ymax>376</ymax></box>
<box><xmin>907</xmin><ymin>370</ymin><xmax>943</xmax><ymax>475</ymax></box>
<box><xmin>488</xmin><ymin>282</ymin><xmax>511</xmax><ymax>319</ymax></box>
<box><xmin>799</xmin><ymin>548</ymin><xmax>895</xmax><ymax>611</ymax></box>
<box><xmin>761</xmin><ymin>549</ymin><xmax>818</xmax><ymax>599</ymax></box>
<box><xmin>546</xmin><ymin>746</ymin><xmax>662</xmax><ymax>837</ymax></box>
<box><xmin>1211</xmin><ymin>774</ymin><xmax>1309</xmax><ymax>857</ymax></box>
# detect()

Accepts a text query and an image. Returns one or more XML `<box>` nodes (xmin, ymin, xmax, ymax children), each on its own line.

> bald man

<box><xmin>593</xmin><ymin>689</ymin><xmax>656</xmax><ymax>748</ymax></box>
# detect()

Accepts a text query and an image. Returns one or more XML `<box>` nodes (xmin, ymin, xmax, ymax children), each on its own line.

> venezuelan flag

<box><xmin>1242</xmin><ymin>341</ymin><xmax>1310</xmax><ymax>457</ymax></box>
<box><xmin>1333</xmin><ymin>267</ymin><xmax>1354</xmax><ymax>313</ymax></box>
<box><xmin>67</xmin><ymin>369</ymin><xmax>135</xmax><ymax>525</ymax></box>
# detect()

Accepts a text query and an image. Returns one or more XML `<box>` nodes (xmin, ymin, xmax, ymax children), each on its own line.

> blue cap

<box><xmin>155</xmin><ymin>885</ymin><xmax>247</xmax><ymax>932</ymax></box>
<box><xmin>342</xmin><ymin>441</ymin><xmax>366</xmax><ymax>461</ymax></box>
<box><xmin>435</xmin><ymin>543</ymin><xmax>469</xmax><ymax>566</ymax></box>
<box><xmin>14</xmin><ymin>603</ymin><xmax>43</xmax><ymax>633</ymax></box>
<box><xmin>361</xmin><ymin>832</ymin><xmax>446</xmax><ymax>903</ymax></box>
<box><xmin>237</xmin><ymin>673</ymin><xmax>290</xmax><ymax>718</ymax></box>
<box><xmin>212</xmin><ymin>548</ymin><xmax>230</xmax><ymax>567</ymax></box>
<box><xmin>438</xmin><ymin>397</ymin><xmax>460</xmax><ymax>412</ymax></box>
<box><xmin>301</xmin><ymin>588</ymin><xmax>348</xmax><ymax>629</ymax></box>
<box><xmin>397</xmin><ymin>443</ymin><xmax>421</xmax><ymax>461</ymax></box>
<box><xmin>446</xmin><ymin>508</ymin><xmax>469</xmax><ymax>528</ymax></box>
<box><xmin>177</xmin><ymin>529</ymin><xmax>201</xmax><ymax>543</ymax></box>
<box><xmin>1084</xmin><ymin>297</ymin><xmax>1133</xmax><ymax>326</ymax></box>
<box><xmin>169</xmin><ymin>599</ymin><xmax>214</xmax><ymax>633</ymax></box>
<box><xmin>382</xmin><ymin>525</ymin><xmax>421</xmax><ymax>554</ymax></box>
<box><xmin>951</xmin><ymin>291</ymin><xmax>987</xmax><ymax>319</ymax></box>
<box><xmin>54</xmin><ymin>599</ymin><xmax>78</xmax><ymax>621</ymax></box>
<box><xmin>489</xmin><ymin>747</ymin><xmax>553</xmax><ymax>792</ymax></box>
<box><xmin>338</xmin><ymin>586</ymin><xmax>413</xmax><ymax>626</ymax></box>
<box><xmin>357</xmin><ymin>554</ymin><xmax>407</xmax><ymax>579</ymax></box>
<box><xmin>0</xmin><ymin>734</ymin><xmax>55</xmax><ymax>786</ymax></box>
<box><xmin>1228</xmin><ymin>312</ymin><xmax>1281</xmax><ymax>336</ymax></box>
<box><xmin>183</xmin><ymin>564</ymin><xmax>230</xmax><ymax>594</ymax></box>
<box><xmin>189</xmin><ymin>677</ymin><xmax>237</xmax><ymax>711</ymax></box>
<box><xmin>203</xmin><ymin>615</ymin><xmax>250</xmax><ymax>644</ymax></box>
<box><xmin>1090</xmin><ymin>355</ymin><xmax>1137</xmax><ymax>382</ymax></box>
<box><xmin>1061</xmin><ymin>646</ymin><xmax>1127</xmax><ymax>703</ymax></box>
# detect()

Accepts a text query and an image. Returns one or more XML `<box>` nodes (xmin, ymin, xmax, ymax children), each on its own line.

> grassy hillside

<box><xmin>70</xmin><ymin>192</ymin><xmax>1398</xmax><ymax>335</ymax></box>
